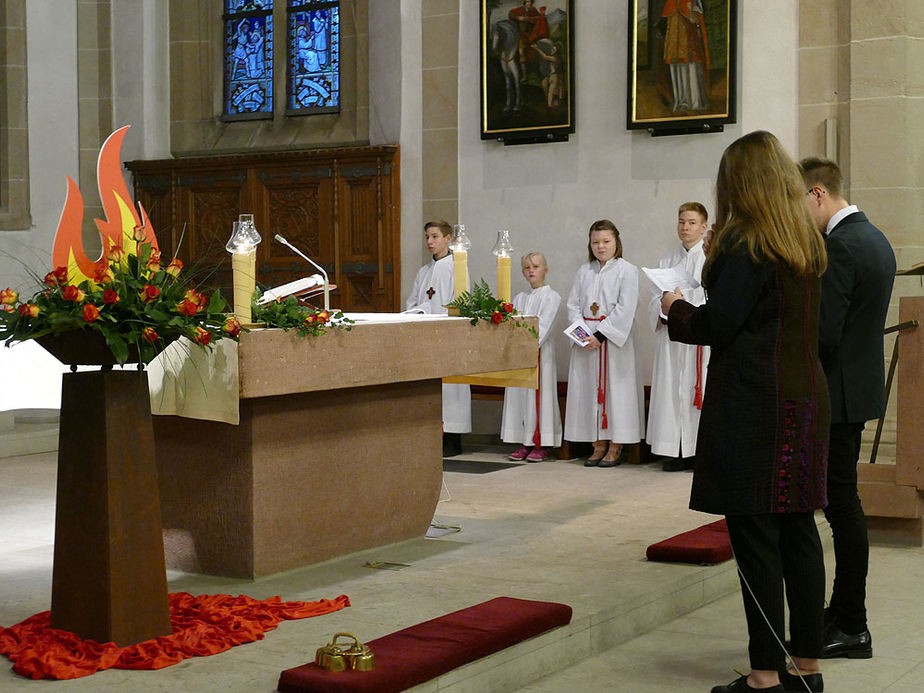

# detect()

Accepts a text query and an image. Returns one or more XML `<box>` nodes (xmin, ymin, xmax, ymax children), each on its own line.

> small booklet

<box><xmin>641</xmin><ymin>266</ymin><xmax>700</xmax><ymax>293</ymax></box>
<box><xmin>258</xmin><ymin>274</ymin><xmax>329</xmax><ymax>305</ymax></box>
<box><xmin>563</xmin><ymin>319</ymin><xmax>593</xmax><ymax>347</ymax></box>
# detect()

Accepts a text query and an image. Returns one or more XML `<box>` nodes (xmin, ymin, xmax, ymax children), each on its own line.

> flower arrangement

<box><xmin>446</xmin><ymin>279</ymin><xmax>538</xmax><ymax>337</ymax></box>
<box><xmin>0</xmin><ymin>232</ymin><xmax>240</xmax><ymax>366</ymax></box>
<box><xmin>252</xmin><ymin>289</ymin><xmax>353</xmax><ymax>337</ymax></box>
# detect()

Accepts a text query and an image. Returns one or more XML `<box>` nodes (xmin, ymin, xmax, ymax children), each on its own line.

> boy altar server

<box><xmin>406</xmin><ymin>220</ymin><xmax>471</xmax><ymax>456</ymax></box>
<box><xmin>646</xmin><ymin>202</ymin><xmax>710</xmax><ymax>471</ymax></box>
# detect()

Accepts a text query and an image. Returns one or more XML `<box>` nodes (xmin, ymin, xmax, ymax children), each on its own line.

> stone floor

<box><xmin>0</xmin><ymin>442</ymin><xmax>921</xmax><ymax>692</ymax></box>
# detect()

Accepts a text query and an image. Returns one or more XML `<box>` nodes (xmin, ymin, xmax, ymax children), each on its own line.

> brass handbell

<box><xmin>315</xmin><ymin>633</ymin><xmax>374</xmax><ymax>672</ymax></box>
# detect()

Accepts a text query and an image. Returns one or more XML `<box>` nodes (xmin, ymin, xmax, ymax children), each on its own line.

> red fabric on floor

<box><xmin>0</xmin><ymin>592</ymin><xmax>350</xmax><ymax>680</ymax></box>
<box><xmin>277</xmin><ymin>596</ymin><xmax>572</xmax><ymax>693</ymax></box>
<box><xmin>646</xmin><ymin>518</ymin><xmax>733</xmax><ymax>564</ymax></box>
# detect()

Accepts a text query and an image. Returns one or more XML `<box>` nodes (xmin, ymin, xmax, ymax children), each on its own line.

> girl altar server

<box><xmin>501</xmin><ymin>252</ymin><xmax>562</xmax><ymax>462</ymax></box>
<box><xmin>564</xmin><ymin>220</ymin><xmax>644</xmax><ymax>467</ymax></box>
<box><xmin>406</xmin><ymin>220</ymin><xmax>471</xmax><ymax>456</ymax></box>
<box><xmin>646</xmin><ymin>202</ymin><xmax>710</xmax><ymax>472</ymax></box>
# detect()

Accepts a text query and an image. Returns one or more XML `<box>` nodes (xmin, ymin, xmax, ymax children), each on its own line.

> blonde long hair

<box><xmin>706</xmin><ymin>131</ymin><xmax>826</xmax><ymax>281</ymax></box>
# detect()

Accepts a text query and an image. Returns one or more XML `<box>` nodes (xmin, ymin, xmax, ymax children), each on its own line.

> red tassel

<box><xmin>693</xmin><ymin>345</ymin><xmax>704</xmax><ymax>411</ymax></box>
<box><xmin>597</xmin><ymin>387</ymin><xmax>605</xmax><ymax>404</ymax></box>
<box><xmin>601</xmin><ymin>412</ymin><xmax>608</xmax><ymax>430</ymax></box>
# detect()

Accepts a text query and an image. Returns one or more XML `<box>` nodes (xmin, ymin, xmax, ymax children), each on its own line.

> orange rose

<box><xmin>303</xmin><ymin>314</ymin><xmax>317</xmax><ymax>326</ymax></box>
<box><xmin>94</xmin><ymin>264</ymin><xmax>115</xmax><ymax>284</ymax></box>
<box><xmin>165</xmin><ymin>258</ymin><xmax>183</xmax><ymax>277</ymax></box>
<box><xmin>193</xmin><ymin>327</ymin><xmax>211</xmax><ymax>345</ymax></box>
<box><xmin>140</xmin><ymin>284</ymin><xmax>160</xmax><ymax>303</ymax></box>
<box><xmin>142</xmin><ymin>327</ymin><xmax>159</xmax><ymax>343</ymax></box>
<box><xmin>0</xmin><ymin>304</ymin><xmax>14</xmax><ymax>313</ymax></box>
<box><xmin>316</xmin><ymin>310</ymin><xmax>330</xmax><ymax>324</ymax></box>
<box><xmin>103</xmin><ymin>289</ymin><xmax>120</xmax><ymax>304</ymax></box>
<box><xmin>43</xmin><ymin>271</ymin><xmax>58</xmax><ymax>287</ymax></box>
<box><xmin>82</xmin><ymin>304</ymin><xmax>100</xmax><ymax>322</ymax></box>
<box><xmin>63</xmin><ymin>285</ymin><xmax>85</xmax><ymax>303</ymax></box>
<box><xmin>53</xmin><ymin>266</ymin><xmax>69</xmax><ymax>285</ymax></box>
<box><xmin>491</xmin><ymin>311</ymin><xmax>504</xmax><ymax>324</ymax></box>
<box><xmin>184</xmin><ymin>289</ymin><xmax>206</xmax><ymax>307</ymax></box>
<box><xmin>18</xmin><ymin>303</ymin><xmax>39</xmax><ymax>318</ymax></box>
<box><xmin>222</xmin><ymin>316</ymin><xmax>242</xmax><ymax>338</ymax></box>
<box><xmin>146</xmin><ymin>250</ymin><xmax>162</xmax><ymax>273</ymax></box>
<box><xmin>107</xmin><ymin>245</ymin><xmax>126</xmax><ymax>262</ymax></box>
<box><xmin>0</xmin><ymin>288</ymin><xmax>17</xmax><ymax>305</ymax></box>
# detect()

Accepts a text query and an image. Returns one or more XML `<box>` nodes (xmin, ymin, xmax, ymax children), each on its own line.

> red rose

<box><xmin>140</xmin><ymin>284</ymin><xmax>160</xmax><ymax>303</ymax></box>
<box><xmin>82</xmin><ymin>304</ymin><xmax>100</xmax><ymax>322</ymax></box>
<box><xmin>491</xmin><ymin>311</ymin><xmax>504</xmax><ymax>324</ymax></box>
<box><xmin>142</xmin><ymin>327</ymin><xmax>159</xmax><ymax>343</ymax></box>
<box><xmin>18</xmin><ymin>303</ymin><xmax>39</xmax><ymax>318</ymax></box>
<box><xmin>193</xmin><ymin>327</ymin><xmax>211</xmax><ymax>345</ymax></box>
<box><xmin>502</xmin><ymin>302</ymin><xmax>514</xmax><ymax>313</ymax></box>
<box><xmin>0</xmin><ymin>287</ymin><xmax>17</xmax><ymax>304</ymax></box>
<box><xmin>63</xmin><ymin>285</ymin><xmax>85</xmax><ymax>303</ymax></box>
<box><xmin>222</xmin><ymin>316</ymin><xmax>242</xmax><ymax>338</ymax></box>
<box><xmin>184</xmin><ymin>289</ymin><xmax>206</xmax><ymax>307</ymax></box>
<box><xmin>316</xmin><ymin>310</ymin><xmax>330</xmax><ymax>324</ymax></box>
<box><xmin>303</xmin><ymin>314</ymin><xmax>317</xmax><ymax>326</ymax></box>
<box><xmin>43</xmin><ymin>271</ymin><xmax>58</xmax><ymax>287</ymax></box>
<box><xmin>53</xmin><ymin>266</ymin><xmax>69</xmax><ymax>285</ymax></box>
<box><xmin>103</xmin><ymin>289</ymin><xmax>120</xmax><ymax>304</ymax></box>
<box><xmin>176</xmin><ymin>299</ymin><xmax>198</xmax><ymax>316</ymax></box>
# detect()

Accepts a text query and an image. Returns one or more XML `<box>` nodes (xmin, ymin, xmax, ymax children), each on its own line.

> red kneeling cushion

<box><xmin>645</xmin><ymin>519</ymin><xmax>733</xmax><ymax>565</ymax></box>
<box><xmin>277</xmin><ymin>596</ymin><xmax>572</xmax><ymax>693</ymax></box>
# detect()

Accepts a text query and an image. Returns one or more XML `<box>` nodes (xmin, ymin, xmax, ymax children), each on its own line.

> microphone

<box><xmin>273</xmin><ymin>234</ymin><xmax>330</xmax><ymax>312</ymax></box>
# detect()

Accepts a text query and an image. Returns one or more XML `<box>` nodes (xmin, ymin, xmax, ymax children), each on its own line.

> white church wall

<box><xmin>456</xmin><ymin>0</ymin><xmax>799</xmax><ymax>390</ymax></box>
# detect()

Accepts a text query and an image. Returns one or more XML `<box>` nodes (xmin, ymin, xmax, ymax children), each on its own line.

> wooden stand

<box><xmin>51</xmin><ymin>370</ymin><xmax>172</xmax><ymax>645</ymax></box>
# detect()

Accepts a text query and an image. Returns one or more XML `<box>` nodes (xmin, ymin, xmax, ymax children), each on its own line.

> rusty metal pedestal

<box><xmin>50</xmin><ymin>369</ymin><xmax>172</xmax><ymax>646</ymax></box>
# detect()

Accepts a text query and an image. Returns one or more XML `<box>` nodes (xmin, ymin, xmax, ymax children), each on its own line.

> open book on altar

<box><xmin>257</xmin><ymin>274</ymin><xmax>336</xmax><ymax>305</ymax></box>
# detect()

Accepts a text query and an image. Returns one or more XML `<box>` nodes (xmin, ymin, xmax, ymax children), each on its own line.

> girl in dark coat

<box><xmin>661</xmin><ymin>131</ymin><xmax>829</xmax><ymax>693</ymax></box>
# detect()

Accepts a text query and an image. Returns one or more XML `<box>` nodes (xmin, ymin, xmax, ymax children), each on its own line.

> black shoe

<box><xmin>662</xmin><ymin>456</ymin><xmax>693</xmax><ymax>471</ymax></box>
<box><xmin>821</xmin><ymin>623</ymin><xmax>872</xmax><ymax>659</ymax></box>
<box><xmin>711</xmin><ymin>675</ymin><xmax>783</xmax><ymax>693</ymax></box>
<box><xmin>780</xmin><ymin>669</ymin><xmax>823</xmax><ymax>692</ymax></box>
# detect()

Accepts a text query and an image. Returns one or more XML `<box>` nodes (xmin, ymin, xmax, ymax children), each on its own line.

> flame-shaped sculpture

<box><xmin>52</xmin><ymin>125</ymin><xmax>159</xmax><ymax>286</ymax></box>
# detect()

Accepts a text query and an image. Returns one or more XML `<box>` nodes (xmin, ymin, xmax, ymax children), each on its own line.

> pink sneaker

<box><xmin>508</xmin><ymin>445</ymin><xmax>530</xmax><ymax>461</ymax></box>
<box><xmin>526</xmin><ymin>446</ymin><xmax>547</xmax><ymax>462</ymax></box>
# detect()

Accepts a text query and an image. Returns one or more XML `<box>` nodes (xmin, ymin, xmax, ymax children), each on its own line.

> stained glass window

<box><xmin>286</xmin><ymin>1</ymin><xmax>340</xmax><ymax>115</ymax></box>
<box><xmin>223</xmin><ymin>1</ymin><xmax>274</xmax><ymax>119</ymax></box>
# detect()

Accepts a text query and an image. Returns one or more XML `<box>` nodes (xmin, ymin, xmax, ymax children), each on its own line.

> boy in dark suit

<box><xmin>801</xmin><ymin>157</ymin><xmax>896</xmax><ymax>660</ymax></box>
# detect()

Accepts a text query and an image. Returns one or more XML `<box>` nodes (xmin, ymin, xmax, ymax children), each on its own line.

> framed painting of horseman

<box><xmin>627</xmin><ymin>0</ymin><xmax>737</xmax><ymax>136</ymax></box>
<box><xmin>480</xmin><ymin>0</ymin><xmax>574</xmax><ymax>144</ymax></box>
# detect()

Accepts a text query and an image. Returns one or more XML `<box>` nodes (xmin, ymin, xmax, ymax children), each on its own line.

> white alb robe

<box><xmin>406</xmin><ymin>253</ymin><xmax>471</xmax><ymax>433</ymax></box>
<box><xmin>564</xmin><ymin>258</ymin><xmax>644</xmax><ymax>443</ymax></box>
<box><xmin>646</xmin><ymin>241</ymin><xmax>709</xmax><ymax>457</ymax></box>
<box><xmin>500</xmin><ymin>285</ymin><xmax>562</xmax><ymax>447</ymax></box>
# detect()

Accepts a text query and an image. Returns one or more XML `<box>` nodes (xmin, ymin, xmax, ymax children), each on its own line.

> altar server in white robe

<box><xmin>564</xmin><ymin>220</ymin><xmax>644</xmax><ymax>467</ymax></box>
<box><xmin>646</xmin><ymin>202</ymin><xmax>710</xmax><ymax>471</ymax></box>
<box><xmin>406</xmin><ymin>220</ymin><xmax>471</xmax><ymax>456</ymax></box>
<box><xmin>501</xmin><ymin>252</ymin><xmax>562</xmax><ymax>462</ymax></box>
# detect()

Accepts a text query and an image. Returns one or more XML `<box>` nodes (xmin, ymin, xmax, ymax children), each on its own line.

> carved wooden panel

<box><xmin>126</xmin><ymin>147</ymin><xmax>400</xmax><ymax>312</ymax></box>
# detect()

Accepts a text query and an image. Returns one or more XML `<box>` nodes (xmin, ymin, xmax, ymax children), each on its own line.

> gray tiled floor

<box><xmin>0</xmin><ymin>444</ymin><xmax>921</xmax><ymax>692</ymax></box>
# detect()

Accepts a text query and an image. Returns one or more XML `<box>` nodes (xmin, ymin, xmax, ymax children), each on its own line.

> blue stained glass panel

<box><xmin>287</xmin><ymin>3</ymin><xmax>340</xmax><ymax>113</ymax></box>
<box><xmin>224</xmin><ymin>3</ymin><xmax>274</xmax><ymax>117</ymax></box>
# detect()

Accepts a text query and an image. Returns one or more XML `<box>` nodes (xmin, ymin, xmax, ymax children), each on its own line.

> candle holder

<box><xmin>449</xmin><ymin>224</ymin><xmax>472</xmax><ymax>301</ymax></box>
<box><xmin>492</xmin><ymin>229</ymin><xmax>515</xmax><ymax>303</ymax></box>
<box><xmin>226</xmin><ymin>214</ymin><xmax>262</xmax><ymax>324</ymax></box>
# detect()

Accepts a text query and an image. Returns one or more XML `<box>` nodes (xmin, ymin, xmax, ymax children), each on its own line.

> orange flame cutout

<box><xmin>52</xmin><ymin>125</ymin><xmax>159</xmax><ymax>286</ymax></box>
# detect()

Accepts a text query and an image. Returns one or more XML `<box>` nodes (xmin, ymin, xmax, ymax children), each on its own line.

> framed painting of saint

<box><xmin>627</xmin><ymin>0</ymin><xmax>737</xmax><ymax>135</ymax></box>
<box><xmin>480</xmin><ymin>0</ymin><xmax>574</xmax><ymax>144</ymax></box>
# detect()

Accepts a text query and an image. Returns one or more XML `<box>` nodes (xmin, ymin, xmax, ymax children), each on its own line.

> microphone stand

<box><xmin>273</xmin><ymin>234</ymin><xmax>330</xmax><ymax>312</ymax></box>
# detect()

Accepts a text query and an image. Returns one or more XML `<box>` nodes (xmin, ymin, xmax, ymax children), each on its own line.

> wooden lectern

<box><xmin>153</xmin><ymin>317</ymin><xmax>537</xmax><ymax>578</ymax></box>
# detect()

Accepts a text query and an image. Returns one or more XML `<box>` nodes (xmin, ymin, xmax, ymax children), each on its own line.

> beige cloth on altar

<box><xmin>147</xmin><ymin>337</ymin><xmax>240</xmax><ymax>425</ymax></box>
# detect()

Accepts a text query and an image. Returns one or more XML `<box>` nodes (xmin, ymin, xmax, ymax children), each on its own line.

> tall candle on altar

<box><xmin>492</xmin><ymin>229</ymin><xmax>514</xmax><ymax>303</ymax></box>
<box><xmin>449</xmin><ymin>224</ymin><xmax>472</xmax><ymax>300</ymax></box>
<box><xmin>225</xmin><ymin>214</ymin><xmax>262</xmax><ymax>324</ymax></box>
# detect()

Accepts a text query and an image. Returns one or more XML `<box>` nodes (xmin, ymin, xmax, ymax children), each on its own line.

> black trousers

<box><xmin>725</xmin><ymin>513</ymin><xmax>825</xmax><ymax>671</ymax></box>
<box><xmin>823</xmin><ymin>421</ymin><xmax>869</xmax><ymax>634</ymax></box>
